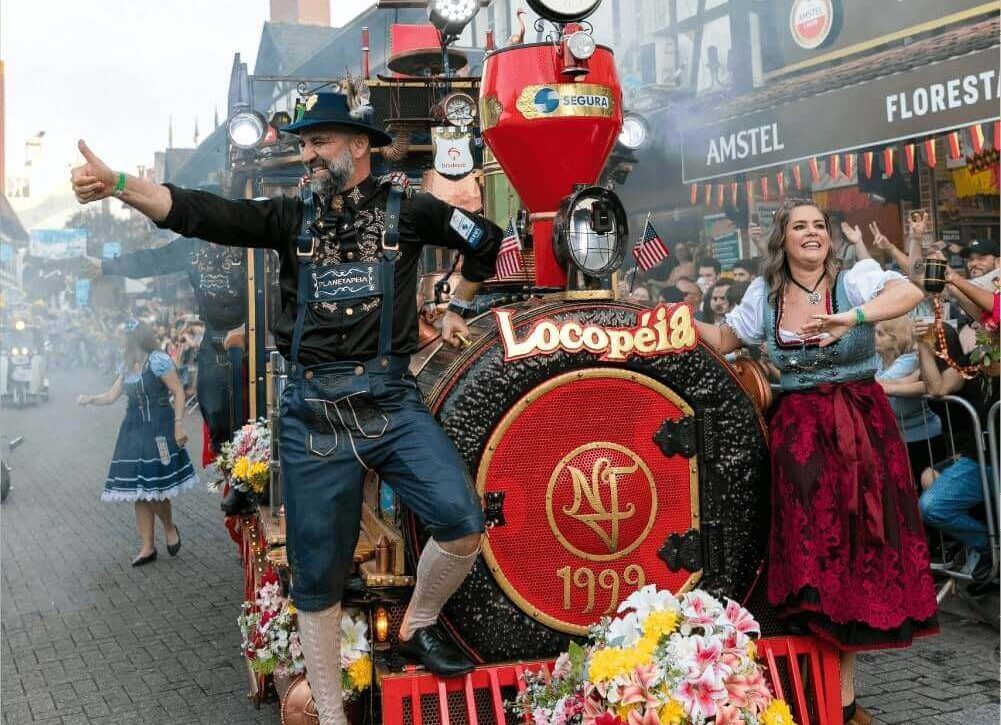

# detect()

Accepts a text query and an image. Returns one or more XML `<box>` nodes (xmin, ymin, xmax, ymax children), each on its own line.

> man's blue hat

<box><xmin>282</xmin><ymin>92</ymin><xmax>392</xmax><ymax>148</ymax></box>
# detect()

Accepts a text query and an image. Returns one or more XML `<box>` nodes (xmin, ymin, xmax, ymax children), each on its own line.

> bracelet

<box><xmin>854</xmin><ymin>307</ymin><xmax>866</xmax><ymax>326</ymax></box>
<box><xmin>113</xmin><ymin>172</ymin><xmax>127</xmax><ymax>198</ymax></box>
<box><xmin>447</xmin><ymin>300</ymin><xmax>475</xmax><ymax>319</ymax></box>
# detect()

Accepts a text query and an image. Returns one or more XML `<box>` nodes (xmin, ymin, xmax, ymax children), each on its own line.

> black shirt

<box><xmin>156</xmin><ymin>176</ymin><xmax>502</xmax><ymax>366</ymax></box>
<box><xmin>932</xmin><ymin>324</ymin><xmax>994</xmax><ymax>460</ymax></box>
<box><xmin>102</xmin><ymin>238</ymin><xmax>247</xmax><ymax>332</ymax></box>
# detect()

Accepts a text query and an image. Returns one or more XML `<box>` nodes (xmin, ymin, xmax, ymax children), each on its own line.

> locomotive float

<box><xmin>222</xmin><ymin>2</ymin><xmax>840</xmax><ymax>722</ymax></box>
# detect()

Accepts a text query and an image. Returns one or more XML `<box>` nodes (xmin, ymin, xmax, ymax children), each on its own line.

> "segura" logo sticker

<box><xmin>516</xmin><ymin>83</ymin><xmax>616</xmax><ymax>120</ymax></box>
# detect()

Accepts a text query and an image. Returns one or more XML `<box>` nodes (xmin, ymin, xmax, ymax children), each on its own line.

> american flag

<box><xmin>631</xmin><ymin>218</ymin><xmax>669</xmax><ymax>271</ymax></box>
<box><xmin>495</xmin><ymin>218</ymin><xmax>524</xmax><ymax>280</ymax></box>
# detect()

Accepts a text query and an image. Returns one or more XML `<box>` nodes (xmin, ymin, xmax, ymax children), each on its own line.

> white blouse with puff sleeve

<box><xmin>722</xmin><ymin>259</ymin><xmax>906</xmax><ymax>345</ymax></box>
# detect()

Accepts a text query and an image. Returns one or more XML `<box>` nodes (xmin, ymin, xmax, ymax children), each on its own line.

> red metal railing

<box><xmin>381</xmin><ymin>635</ymin><xmax>842</xmax><ymax>725</ymax></box>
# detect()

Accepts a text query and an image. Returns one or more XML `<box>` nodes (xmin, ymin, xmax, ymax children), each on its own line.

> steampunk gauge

<box><xmin>527</xmin><ymin>0</ymin><xmax>602</xmax><ymax>23</ymax></box>
<box><xmin>443</xmin><ymin>92</ymin><xmax>476</xmax><ymax>127</ymax></box>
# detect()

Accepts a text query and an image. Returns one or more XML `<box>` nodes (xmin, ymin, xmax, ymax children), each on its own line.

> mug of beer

<box><xmin>923</xmin><ymin>257</ymin><xmax>947</xmax><ymax>293</ymax></box>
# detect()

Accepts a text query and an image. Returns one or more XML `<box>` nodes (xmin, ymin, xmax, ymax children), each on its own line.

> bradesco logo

<box><xmin>789</xmin><ymin>0</ymin><xmax>834</xmax><ymax>49</ymax></box>
<box><xmin>517</xmin><ymin>84</ymin><xmax>615</xmax><ymax>120</ymax></box>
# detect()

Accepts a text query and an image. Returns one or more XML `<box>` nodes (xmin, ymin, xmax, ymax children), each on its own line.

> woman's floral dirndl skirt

<box><xmin>102</xmin><ymin>405</ymin><xmax>198</xmax><ymax>502</ymax></box>
<box><xmin>767</xmin><ymin>378</ymin><xmax>939</xmax><ymax>651</ymax></box>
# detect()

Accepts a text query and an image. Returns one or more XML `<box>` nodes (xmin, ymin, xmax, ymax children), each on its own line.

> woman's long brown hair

<box><xmin>123</xmin><ymin>322</ymin><xmax>159</xmax><ymax>371</ymax></box>
<box><xmin>761</xmin><ymin>198</ymin><xmax>841</xmax><ymax>303</ymax></box>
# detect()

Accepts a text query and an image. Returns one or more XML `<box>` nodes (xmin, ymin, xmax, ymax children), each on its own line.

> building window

<box><xmin>697</xmin><ymin>15</ymin><xmax>732</xmax><ymax>93</ymax></box>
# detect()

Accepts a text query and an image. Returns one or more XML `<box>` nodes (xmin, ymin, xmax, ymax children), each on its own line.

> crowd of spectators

<box><xmin>624</xmin><ymin>216</ymin><xmax>999</xmax><ymax>589</ymax></box>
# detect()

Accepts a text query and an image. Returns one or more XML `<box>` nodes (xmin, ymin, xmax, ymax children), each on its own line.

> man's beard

<box><xmin>308</xmin><ymin>148</ymin><xmax>355</xmax><ymax>205</ymax></box>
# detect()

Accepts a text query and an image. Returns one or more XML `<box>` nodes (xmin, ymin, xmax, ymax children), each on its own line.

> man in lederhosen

<box><xmin>83</xmin><ymin>229</ymin><xmax>247</xmax><ymax>489</ymax></box>
<box><xmin>71</xmin><ymin>93</ymin><xmax>502</xmax><ymax>724</ymax></box>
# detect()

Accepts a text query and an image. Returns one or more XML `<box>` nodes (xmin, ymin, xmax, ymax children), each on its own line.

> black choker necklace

<box><xmin>788</xmin><ymin>271</ymin><xmax>826</xmax><ymax>305</ymax></box>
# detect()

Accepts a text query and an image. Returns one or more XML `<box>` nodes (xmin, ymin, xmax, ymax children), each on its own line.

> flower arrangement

<box><xmin>238</xmin><ymin>571</ymin><xmax>372</xmax><ymax>700</ymax></box>
<box><xmin>212</xmin><ymin>419</ymin><xmax>271</xmax><ymax>494</ymax></box>
<box><xmin>512</xmin><ymin>586</ymin><xmax>796</xmax><ymax>725</ymax></box>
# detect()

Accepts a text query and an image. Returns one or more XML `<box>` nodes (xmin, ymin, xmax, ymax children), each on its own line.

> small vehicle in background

<box><xmin>1</xmin><ymin>319</ymin><xmax>49</xmax><ymax>407</ymax></box>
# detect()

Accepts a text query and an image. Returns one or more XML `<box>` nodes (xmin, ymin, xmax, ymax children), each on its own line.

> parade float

<box><xmin>220</xmin><ymin>1</ymin><xmax>843</xmax><ymax>722</ymax></box>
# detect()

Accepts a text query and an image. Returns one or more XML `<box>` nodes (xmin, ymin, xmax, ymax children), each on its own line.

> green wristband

<box><xmin>854</xmin><ymin>307</ymin><xmax>866</xmax><ymax>325</ymax></box>
<box><xmin>113</xmin><ymin>172</ymin><xmax>127</xmax><ymax>196</ymax></box>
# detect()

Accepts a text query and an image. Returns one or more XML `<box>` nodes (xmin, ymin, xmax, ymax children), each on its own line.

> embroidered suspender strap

<box><xmin>290</xmin><ymin>189</ymin><xmax>316</xmax><ymax>367</ymax></box>
<box><xmin>377</xmin><ymin>186</ymin><xmax>403</xmax><ymax>359</ymax></box>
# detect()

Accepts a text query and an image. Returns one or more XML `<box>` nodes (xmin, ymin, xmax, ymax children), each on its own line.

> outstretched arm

<box><xmin>71</xmin><ymin>140</ymin><xmax>173</xmax><ymax>222</ymax></box>
<box><xmin>77</xmin><ymin>376</ymin><xmax>123</xmax><ymax>406</ymax></box>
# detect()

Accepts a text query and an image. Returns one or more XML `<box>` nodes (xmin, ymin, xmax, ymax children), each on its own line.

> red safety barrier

<box><xmin>380</xmin><ymin>636</ymin><xmax>841</xmax><ymax>725</ymax></box>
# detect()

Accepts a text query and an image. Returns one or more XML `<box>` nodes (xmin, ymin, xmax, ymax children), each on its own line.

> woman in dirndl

<box><xmin>78</xmin><ymin>321</ymin><xmax>198</xmax><ymax>566</ymax></box>
<box><xmin>697</xmin><ymin>199</ymin><xmax>938</xmax><ymax>725</ymax></box>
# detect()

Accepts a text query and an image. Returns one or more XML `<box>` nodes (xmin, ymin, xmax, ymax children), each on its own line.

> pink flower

<box><xmin>714</xmin><ymin>704</ymin><xmax>746</xmax><ymax>725</ymax></box>
<box><xmin>677</xmin><ymin>668</ymin><xmax>727</xmax><ymax>720</ymax></box>
<box><xmin>627</xmin><ymin>708</ymin><xmax>663</xmax><ymax>725</ymax></box>
<box><xmin>533</xmin><ymin>709</ymin><xmax>550</xmax><ymax>725</ymax></box>
<box><xmin>725</xmin><ymin>672</ymin><xmax>771</xmax><ymax>715</ymax></box>
<box><xmin>720</xmin><ymin>601</ymin><xmax>760</xmax><ymax>645</ymax></box>
<box><xmin>552</xmin><ymin>652</ymin><xmax>572</xmax><ymax>679</ymax></box>
<box><xmin>681</xmin><ymin>591</ymin><xmax>722</xmax><ymax>633</ymax></box>
<box><xmin>593</xmin><ymin>712</ymin><xmax>626</xmax><ymax>725</ymax></box>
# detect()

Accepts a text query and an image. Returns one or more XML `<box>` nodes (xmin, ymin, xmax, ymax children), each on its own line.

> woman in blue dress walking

<box><xmin>78</xmin><ymin>321</ymin><xmax>198</xmax><ymax>565</ymax></box>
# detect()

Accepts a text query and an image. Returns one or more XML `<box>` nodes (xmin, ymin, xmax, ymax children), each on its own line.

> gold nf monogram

<box><xmin>564</xmin><ymin>458</ymin><xmax>637</xmax><ymax>553</ymax></box>
<box><xmin>547</xmin><ymin>442</ymin><xmax>658</xmax><ymax>563</ymax></box>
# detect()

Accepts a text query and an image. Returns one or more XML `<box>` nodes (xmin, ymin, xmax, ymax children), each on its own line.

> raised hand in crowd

<box><xmin>869</xmin><ymin>221</ymin><xmax>911</xmax><ymax>272</ymax></box>
<box><xmin>840</xmin><ymin>221</ymin><xmax>871</xmax><ymax>261</ymax></box>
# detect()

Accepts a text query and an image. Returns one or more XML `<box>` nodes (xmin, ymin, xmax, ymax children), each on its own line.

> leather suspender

<box><xmin>290</xmin><ymin>188</ymin><xmax>315</xmax><ymax>366</ymax></box>
<box><xmin>378</xmin><ymin>186</ymin><xmax>403</xmax><ymax>360</ymax></box>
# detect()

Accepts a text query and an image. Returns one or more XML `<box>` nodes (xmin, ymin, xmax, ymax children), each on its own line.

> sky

<box><xmin>2</xmin><ymin>0</ymin><xmax>376</xmax><ymax>192</ymax></box>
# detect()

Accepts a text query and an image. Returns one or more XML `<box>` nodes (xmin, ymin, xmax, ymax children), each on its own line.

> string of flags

<box><xmin>689</xmin><ymin>121</ymin><xmax>1000</xmax><ymax>207</ymax></box>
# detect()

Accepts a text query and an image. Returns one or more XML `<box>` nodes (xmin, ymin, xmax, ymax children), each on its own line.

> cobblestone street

<box><xmin>2</xmin><ymin>369</ymin><xmax>998</xmax><ymax>724</ymax></box>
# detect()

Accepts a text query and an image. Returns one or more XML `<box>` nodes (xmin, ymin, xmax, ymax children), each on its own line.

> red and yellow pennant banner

<box><xmin>863</xmin><ymin>150</ymin><xmax>874</xmax><ymax>178</ymax></box>
<box><xmin>792</xmin><ymin>164</ymin><xmax>802</xmax><ymax>189</ymax></box>
<box><xmin>809</xmin><ymin>157</ymin><xmax>821</xmax><ymax>184</ymax></box>
<box><xmin>947</xmin><ymin>131</ymin><xmax>963</xmax><ymax>160</ymax></box>
<box><xmin>844</xmin><ymin>153</ymin><xmax>855</xmax><ymax>179</ymax></box>
<box><xmin>776</xmin><ymin>170</ymin><xmax>785</xmax><ymax>197</ymax></box>
<box><xmin>924</xmin><ymin>138</ymin><xmax>937</xmax><ymax>168</ymax></box>
<box><xmin>904</xmin><ymin>144</ymin><xmax>916</xmax><ymax>173</ymax></box>
<box><xmin>883</xmin><ymin>147</ymin><xmax>895</xmax><ymax>176</ymax></box>
<box><xmin>970</xmin><ymin>123</ymin><xmax>985</xmax><ymax>154</ymax></box>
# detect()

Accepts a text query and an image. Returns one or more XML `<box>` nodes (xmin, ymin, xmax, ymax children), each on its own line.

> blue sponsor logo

<box><xmin>533</xmin><ymin>87</ymin><xmax>560</xmax><ymax>114</ymax></box>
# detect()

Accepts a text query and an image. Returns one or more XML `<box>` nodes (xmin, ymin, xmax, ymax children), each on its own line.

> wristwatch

<box><xmin>446</xmin><ymin>300</ymin><xmax>476</xmax><ymax>319</ymax></box>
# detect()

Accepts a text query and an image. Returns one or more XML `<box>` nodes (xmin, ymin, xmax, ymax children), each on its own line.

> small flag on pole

<box><xmin>495</xmin><ymin>218</ymin><xmax>524</xmax><ymax>280</ymax></box>
<box><xmin>632</xmin><ymin>216</ymin><xmax>670</xmax><ymax>271</ymax></box>
<box><xmin>924</xmin><ymin>138</ymin><xmax>937</xmax><ymax>168</ymax></box>
<box><xmin>904</xmin><ymin>144</ymin><xmax>916</xmax><ymax>173</ymax></box>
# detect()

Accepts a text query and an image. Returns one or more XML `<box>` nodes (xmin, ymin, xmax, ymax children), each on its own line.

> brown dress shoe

<box><xmin>847</xmin><ymin>705</ymin><xmax>874</xmax><ymax>725</ymax></box>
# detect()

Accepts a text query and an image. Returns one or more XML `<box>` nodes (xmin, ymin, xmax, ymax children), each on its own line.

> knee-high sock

<box><xmin>400</xmin><ymin>539</ymin><xmax>478</xmax><ymax>639</ymax></box>
<box><xmin>297</xmin><ymin>604</ymin><xmax>347</xmax><ymax>725</ymax></box>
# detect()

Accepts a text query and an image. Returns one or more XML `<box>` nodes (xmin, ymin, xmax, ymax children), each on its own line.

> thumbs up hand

<box><xmin>71</xmin><ymin>140</ymin><xmax>117</xmax><ymax>204</ymax></box>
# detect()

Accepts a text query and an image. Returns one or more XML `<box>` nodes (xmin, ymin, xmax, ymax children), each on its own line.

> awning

<box><xmin>680</xmin><ymin>18</ymin><xmax>1000</xmax><ymax>183</ymax></box>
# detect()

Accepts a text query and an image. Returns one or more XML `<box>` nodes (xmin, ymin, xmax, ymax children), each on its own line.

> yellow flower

<box><xmin>642</xmin><ymin>609</ymin><xmax>679</xmax><ymax>640</ymax></box>
<box><xmin>347</xmin><ymin>655</ymin><xmax>372</xmax><ymax>690</ymax></box>
<box><xmin>761</xmin><ymin>699</ymin><xmax>797</xmax><ymax>725</ymax></box>
<box><xmin>287</xmin><ymin>602</ymin><xmax>297</xmax><ymax>615</ymax></box>
<box><xmin>747</xmin><ymin>641</ymin><xmax>757</xmax><ymax>660</ymax></box>
<box><xmin>588</xmin><ymin>644</ymin><xmax>653</xmax><ymax>683</ymax></box>
<box><xmin>658</xmin><ymin>700</ymin><xmax>685</xmax><ymax>725</ymax></box>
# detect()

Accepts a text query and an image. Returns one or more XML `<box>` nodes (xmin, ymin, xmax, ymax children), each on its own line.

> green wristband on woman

<box><xmin>854</xmin><ymin>307</ymin><xmax>866</xmax><ymax>326</ymax></box>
